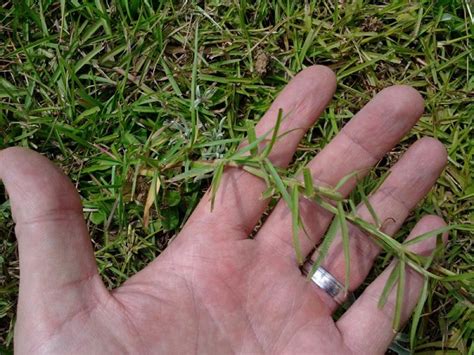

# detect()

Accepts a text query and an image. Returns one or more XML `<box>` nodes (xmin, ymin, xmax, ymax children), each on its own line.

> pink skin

<box><xmin>1</xmin><ymin>66</ymin><xmax>447</xmax><ymax>354</ymax></box>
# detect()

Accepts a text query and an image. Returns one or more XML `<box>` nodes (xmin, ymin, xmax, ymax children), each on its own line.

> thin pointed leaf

<box><xmin>230</xmin><ymin>128</ymin><xmax>271</xmax><ymax>159</ymax></box>
<box><xmin>264</xmin><ymin>158</ymin><xmax>291</xmax><ymax>205</ymax></box>
<box><xmin>161</xmin><ymin>58</ymin><xmax>183</xmax><ymax>96</ymax></box>
<box><xmin>303</xmin><ymin>167</ymin><xmax>314</xmax><ymax>197</ymax></box>
<box><xmin>246</xmin><ymin>120</ymin><xmax>258</xmax><ymax>157</ymax></box>
<box><xmin>403</xmin><ymin>225</ymin><xmax>455</xmax><ymax>246</ymax></box>
<box><xmin>291</xmin><ymin>185</ymin><xmax>303</xmax><ymax>264</ymax></box>
<box><xmin>358</xmin><ymin>184</ymin><xmax>381</xmax><ymax>227</ymax></box>
<box><xmin>378</xmin><ymin>262</ymin><xmax>400</xmax><ymax>308</ymax></box>
<box><xmin>143</xmin><ymin>172</ymin><xmax>161</xmax><ymax>230</ymax></box>
<box><xmin>299</xmin><ymin>213</ymin><xmax>312</xmax><ymax>243</ymax></box>
<box><xmin>371</xmin><ymin>169</ymin><xmax>392</xmax><ymax>192</ymax></box>
<box><xmin>194</xmin><ymin>137</ymin><xmax>241</xmax><ymax>148</ymax></box>
<box><xmin>262</xmin><ymin>108</ymin><xmax>283</xmax><ymax>158</ymax></box>
<box><xmin>309</xmin><ymin>216</ymin><xmax>339</xmax><ymax>277</ymax></box>
<box><xmin>189</xmin><ymin>21</ymin><xmax>200</xmax><ymax>147</ymax></box>
<box><xmin>210</xmin><ymin>162</ymin><xmax>225</xmax><ymax>210</ymax></box>
<box><xmin>334</xmin><ymin>170</ymin><xmax>360</xmax><ymax>191</ymax></box>
<box><xmin>314</xmin><ymin>186</ymin><xmax>343</xmax><ymax>201</ymax></box>
<box><xmin>410</xmin><ymin>276</ymin><xmax>429</xmax><ymax>349</ymax></box>
<box><xmin>348</xmin><ymin>199</ymin><xmax>357</xmax><ymax>214</ymax></box>
<box><xmin>242</xmin><ymin>165</ymin><xmax>268</xmax><ymax>180</ymax></box>
<box><xmin>440</xmin><ymin>272</ymin><xmax>474</xmax><ymax>282</ymax></box>
<box><xmin>393</xmin><ymin>257</ymin><xmax>406</xmax><ymax>331</ymax></box>
<box><xmin>337</xmin><ymin>201</ymin><xmax>351</xmax><ymax>292</ymax></box>
<box><xmin>169</xmin><ymin>165</ymin><xmax>215</xmax><ymax>182</ymax></box>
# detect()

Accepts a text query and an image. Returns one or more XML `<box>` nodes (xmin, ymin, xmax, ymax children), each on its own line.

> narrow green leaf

<box><xmin>262</xmin><ymin>108</ymin><xmax>283</xmax><ymax>158</ymax></box>
<box><xmin>210</xmin><ymin>162</ymin><xmax>225</xmax><ymax>211</ymax></box>
<box><xmin>315</xmin><ymin>187</ymin><xmax>343</xmax><ymax>201</ymax></box>
<box><xmin>246</xmin><ymin>120</ymin><xmax>258</xmax><ymax>157</ymax></box>
<box><xmin>264</xmin><ymin>158</ymin><xmax>291</xmax><ymax>205</ymax></box>
<box><xmin>242</xmin><ymin>165</ymin><xmax>268</xmax><ymax>181</ymax></box>
<box><xmin>242</xmin><ymin>165</ymin><xmax>268</xmax><ymax>180</ymax></box>
<box><xmin>378</xmin><ymin>262</ymin><xmax>400</xmax><ymax>308</ymax></box>
<box><xmin>303</xmin><ymin>167</ymin><xmax>314</xmax><ymax>197</ymax></box>
<box><xmin>194</xmin><ymin>138</ymin><xmax>241</xmax><ymax>148</ymax></box>
<box><xmin>230</xmin><ymin>127</ymin><xmax>272</xmax><ymax>159</ymax></box>
<box><xmin>403</xmin><ymin>225</ymin><xmax>455</xmax><ymax>246</ymax></box>
<box><xmin>161</xmin><ymin>59</ymin><xmax>183</xmax><ymax>96</ymax></box>
<box><xmin>350</xmin><ymin>217</ymin><xmax>402</xmax><ymax>253</ymax></box>
<box><xmin>299</xmin><ymin>214</ymin><xmax>312</xmax><ymax>243</ymax></box>
<box><xmin>371</xmin><ymin>169</ymin><xmax>392</xmax><ymax>192</ymax></box>
<box><xmin>291</xmin><ymin>185</ymin><xmax>303</xmax><ymax>264</ymax></box>
<box><xmin>440</xmin><ymin>272</ymin><xmax>474</xmax><ymax>282</ymax></box>
<box><xmin>189</xmin><ymin>21</ymin><xmax>200</xmax><ymax>147</ymax></box>
<box><xmin>335</xmin><ymin>170</ymin><xmax>360</xmax><ymax>191</ymax></box>
<box><xmin>169</xmin><ymin>166</ymin><xmax>214</xmax><ymax>182</ymax></box>
<box><xmin>410</xmin><ymin>276</ymin><xmax>429</xmax><ymax>349</ymax></box>
<box><xmin>338</xmin><ymin>52</ymin><xmax>393</xmax><ymax>79</ymax></box>
<box><xmin>301</xmin><ymin>180</ymin><xmax>343</xmax><ymax>201</ymax></box>
<box><xmin>358</xmin><ymin>184</ymin><xmax>381</xmax><ymax>227</ymax></box>
<box><xmin>337</xmin><ymin>201</ymin><xmax>351</xmax><ymax>292</ymax></box>
<box><xmin>38</xmin><ymin>1</ymin><xmax>49</xmax><ymax>36</ymax></box>
<box><xmin>348</xmin><ymin>199</ymin><xmax>357</xmax><ymax>214</ymax></box>
<box><xmin>309</xmin><ymin>216</ymin><xmax>339</xmax><ymax>277</ymax></box>
<box><xmin>393</xmin><ymin>257</ymin><xmax>406</xmax><ymax>331</ymax></box>
<box><xmin>74</xmin><ymin>45</ymin><xmax>104</xmax><ymax>73</ymax></box>
<box><xmin>74</xmin><ymin>106</ymin><xmax>100</xmax><ymax>124</ymax></box>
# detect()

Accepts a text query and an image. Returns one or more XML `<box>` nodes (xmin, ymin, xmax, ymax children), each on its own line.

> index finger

<box><xmin>183</xmin><ymin>66</ymin><xmax>337</xmax><ymax>241</ymax></box>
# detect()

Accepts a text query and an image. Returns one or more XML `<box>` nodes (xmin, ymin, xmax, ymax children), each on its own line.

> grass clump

<box><xmin>0</xmin><ymin>0</ymin><xmax>472</xmax><ymax>353</ymax></box>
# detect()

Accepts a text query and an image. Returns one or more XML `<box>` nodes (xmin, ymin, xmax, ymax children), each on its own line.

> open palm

<box><xmin>3</xmin><ymin>66</ymin><xmax>447</xmax><ymax>354</ymax></box>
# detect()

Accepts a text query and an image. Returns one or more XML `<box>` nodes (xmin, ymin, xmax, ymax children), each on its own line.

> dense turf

<box><xmin>0</xmin><ymin>1</ymin><xmax>472</xmax><ymax>353</ymax></box>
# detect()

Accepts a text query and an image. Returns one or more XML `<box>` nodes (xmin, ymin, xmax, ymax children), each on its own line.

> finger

<box><xmin>257</xmin><ymin>85</ymin><xmax>424</xmax><ymax>258</ymax></box>
<box><xmin>337</xmin><ymin>215</ymin><xmax>448</xmax><ymax>355</ymax></box>
<box><xmin>310</xmin><ymin>137</ymin><xmax>447</xmax><ymax>310</ymax></box>
<box><xmin>184</xmin><ymin>66</ymin><xmax>337</xmax><ymax>240</ymax></box>
<box><xmin>0</xmin><ymin>148</ymin><xmax>107</xmax><ymax>329</ymax></box>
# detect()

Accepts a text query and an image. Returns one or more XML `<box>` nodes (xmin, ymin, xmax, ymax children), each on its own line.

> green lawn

<box><xmin>0</xmin><ymin>0</ymin><xmax>472</xmax><ymax>353</ymax></box>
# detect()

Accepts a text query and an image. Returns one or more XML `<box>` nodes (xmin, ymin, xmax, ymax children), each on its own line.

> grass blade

<box><xmin>309</xmin><ymin>216</ymin><xmax>339</xmax><ymax>277</ymax></box>
<box><xmin>242</xmin><ymin>164</ymin><xmax>268</xmax><ymax>180</ymax></box>
<box><xmin>334</xmin><ymin>170</ymin><xmax>360</xmax><ymax>191</ymax></box>
<box><xmin>393</xmin><ymin>256</ymin><xmax>406</xmax><ymax>331</ymax></box>
<box><xmin>161</xmin><ymin>58</ymin><xmax>183</xmax><ymax>97</ymax></box>
<box><xmin>189</xmin><ymin>21</ymin><xmax>200</xmax><ymax>147</ymax></box>
<box><xmin>337</xmin><ymin>201</ymin><xmax>351</xmax><ymax>292</ymax></box>
<box><xmin>143</xmin><ymin>172</ymin><xmax>161</xmax><ymax>230</ymax></box>
<box><xmin>403</xmin><ymin>225</ymin><xmax>455</xmax><ymax>246</ymax></box>
<box><xmin>264</xmin><ymin>158</ymin><xmax>291</xmax><ymax>205</ymax></box>
<box><xmin>210</xmin><ymin>161</ymin><xmax>225</xmax><ymax>211</ymax></box>
<box><xmin>263</xmin><ymin>157</ymin><xmax>301</xmax><ymax>262</ymax></box>
<box><xmin>303</xmin><ymin>167</ymin><xmax>314</xmax><ymax>197</ymax></box>
<box><xmin>378</xmin><ymin>262</ymin><xmax>400</xmax><ymax>308</ymax></box>
<box><xmin>291</xmin><ymin>184</ymin><xmax>303</xmax><ymax>264</ymax></box>
<box><xmin>169</xmin><ymin>165</ymin><xmax>214</xmax><ymax>182</ymax></box>
<box><xmin>358</xmin><ymin>184</ymin><xmax>381</xmax><ymax>227</ymax></box>
<box><xmin>246</xmin><ymin>120</ymin><xmax>258</xmax><ymax>157</ymax></box>
<box><xmin>410</xmin><ymin>276</ymin><xmax>429</xmax><ymax>349</ymax></box>
<box><xmin>262</xmin><ymin>108</ymin><xmax>283</xmax><ymax>158</ymax></box>
<box><xmin>230</xmin><ymin>127</ymin><xmax>272</xmax><ymax>159</ymax></box>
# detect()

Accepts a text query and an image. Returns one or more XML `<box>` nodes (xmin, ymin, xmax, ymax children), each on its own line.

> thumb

<box><xmin>0</xmin><ymin>148</ymin><xmax>107</xmax><ymax>333</ymax></box>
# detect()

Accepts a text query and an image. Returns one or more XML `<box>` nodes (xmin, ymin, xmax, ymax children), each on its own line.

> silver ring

<box><xmin>301</xmin><ymin>261</ymin><xmax>348</xmax><ymax>305</ymax></box>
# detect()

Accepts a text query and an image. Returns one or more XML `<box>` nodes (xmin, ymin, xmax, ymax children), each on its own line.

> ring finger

<box><xmin>307</xmin><ymin>137</ymin><xmax>446</xmax><ymax>310</ymax></box>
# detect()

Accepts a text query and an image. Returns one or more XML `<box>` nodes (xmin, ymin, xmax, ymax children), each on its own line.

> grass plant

<box><xmin>0</xmin><ymin>1</ymin><xmax>472</xmax><ymax>353</ymax></box>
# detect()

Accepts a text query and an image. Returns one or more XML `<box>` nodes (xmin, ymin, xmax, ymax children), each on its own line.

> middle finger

<box><xmin>256</xmin><ymin>85</ymin><xmax>424</xmax><ymax>259</ymax></box>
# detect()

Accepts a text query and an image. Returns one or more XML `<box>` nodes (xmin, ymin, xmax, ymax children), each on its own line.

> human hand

<box><xmin>2</xmin><ymin>66</ymin><xmax>448</xmax><ymax>354</ymax></box>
